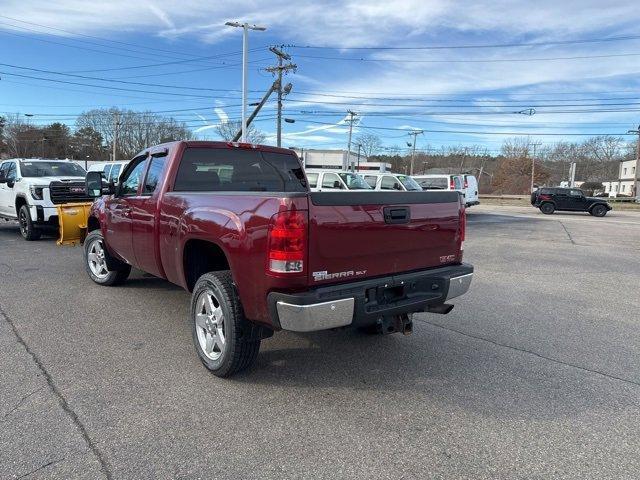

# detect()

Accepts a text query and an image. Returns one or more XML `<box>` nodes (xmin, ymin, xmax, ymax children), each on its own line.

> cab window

<box><xmin>306</xmin><ymin>172</ymin><xmax>319</xmax><ymax>188</ymax></box>
<box><xmin>381</xmin><ymin>176</ymin><xmax>401</xmax><ymax>190</ymax></box>
<box><xmin>321</xmin><ymin>172</ymin><xmax>342</xmax><ymax>189</ymax></box>
<box><xmin>364</xmin><ymin>175</ymin><xmax>378</xmax><ymax>188</ymax></box>
<box><xmin>119</xmin><ymin>156</ymin><xmax>147</xmax><ymax>196</ymax></box>
<box><xmin>143</xmin><ymin>157</ymin><xmax>166</xmax><ymax>194</ymax></box>
<box><xmin>569</xmin><ymin>189</ymin><xmax>583</xmax><ymax>197</ymax></box>
<box><xmin>109</xmin><ymin>164</ymin><xmax>123</xmax><ymax>183</ymax></box>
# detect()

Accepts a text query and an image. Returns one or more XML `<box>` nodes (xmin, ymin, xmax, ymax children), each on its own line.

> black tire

<box><xmin>18</xmin><ymin>205</ymin><xmax>41</xmax><ymax>241</ymax></box>
<box><xmin>590</xmin><ymin>204</ymin><xmax>608</xmax><ymax>217</ymax></box>
<box><xmin>191</xmin><ymin>271</ymin><xmax>260</xmax><ymax>378</ymax></box>
<box><xmin>540</xmin><ymin>202</ymin><xmax>555</xmax><ymax>215</ymax></box>
<box><xmin>83</xmin><ymin>230</ymin><xmax>131</xmax><ymax>286</ymax></box>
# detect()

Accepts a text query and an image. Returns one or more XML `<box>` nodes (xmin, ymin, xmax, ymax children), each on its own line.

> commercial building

<box><xmin>603</xmin><ymin>159</ymin><xmax>639</xmax><ymax>198</ymax></box>
<box><xmin>292</xmin><ymin>149</ymin><xmax>391</xmax><ymax>172</ymax></box>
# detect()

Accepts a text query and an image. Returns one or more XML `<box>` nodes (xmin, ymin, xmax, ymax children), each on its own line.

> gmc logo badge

<box><xmin>70</xmin><ymin>187</ymin><xmax>85</xmax><ymax>193</ymax></box>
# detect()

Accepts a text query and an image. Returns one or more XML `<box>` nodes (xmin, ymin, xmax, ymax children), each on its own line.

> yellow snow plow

<box><xmin>56</xmin><ymin>202</ymin><xmax>93</xmax><ymax>246</ymax></box>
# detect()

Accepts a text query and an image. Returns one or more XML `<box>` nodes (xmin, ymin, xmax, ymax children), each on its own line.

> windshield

<box><xmin>417</xmin><ymin>177</ymin><xmax>447</xmax><ymax>189</ymax></box>
<box><xmin>20</xmin><ymin>161</ymin><xmax>86</xmax><ymax>178</ymax></box>
<box><xmin>338</xmin><ymin>173</ymin><xmax>371</xmax><ymax>190</ymax></box>
<box><xmin>397</xmin><ymin>175</ymin><xmax>422</xmax><ymax>191</ymax></box>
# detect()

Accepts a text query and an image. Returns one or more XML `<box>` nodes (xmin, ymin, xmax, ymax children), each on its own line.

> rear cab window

<box><xmin>173</xmin><ymin>147</ymin><xmax>306</xmax><ymax>192</ymax></box>
<box><xmin>417</xmin><ymin>177</ymin><xmax>447</xmax><ymax>189</ymax></box>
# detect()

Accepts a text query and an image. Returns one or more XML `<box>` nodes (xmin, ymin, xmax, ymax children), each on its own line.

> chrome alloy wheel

<box><xmin>87</xmin><ymin>238</ymin><xmax>109</xmax><ymax>279</ymax></box>
<box><xmin>18</xmin><ymin>208</ymin><xmax>28</xmax><ymax>236</ymax></box>
<box><xmin>195</xmin><ymin>289</ymin><xmax>226</xmax><ymax>361</ymax></box>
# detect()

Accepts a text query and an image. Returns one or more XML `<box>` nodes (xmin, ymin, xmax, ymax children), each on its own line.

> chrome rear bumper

<box><xmin>276</xmin><ymin>298</ymin><xmax>354</xmax><ymax>332</ymax></box>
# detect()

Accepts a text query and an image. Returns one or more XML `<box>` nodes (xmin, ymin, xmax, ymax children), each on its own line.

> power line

<box><xmin>294</xmin><ymin>51</ymin><xmax>640</xmax><ymax>64</ymax></box>
<box><xmin>284</xmin><ymin>33</ymin><xmax>640</xmax><ymax>50</ymax></box>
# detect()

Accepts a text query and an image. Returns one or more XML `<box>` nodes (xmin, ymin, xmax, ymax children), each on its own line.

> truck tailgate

<box><xmin>307</xmin><ymin>191</ymin><xmax>463</xmax><ymax>285</ymax></box>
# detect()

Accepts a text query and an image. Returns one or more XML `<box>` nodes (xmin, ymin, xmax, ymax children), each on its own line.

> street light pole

<box><xmin>226</xmin><ymin>21</ymin><xmax>266</xmax><ymax>143</ymax></box>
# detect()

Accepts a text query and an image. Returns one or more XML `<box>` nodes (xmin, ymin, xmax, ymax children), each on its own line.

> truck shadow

<box><xmin>232</xmin><ymin>324</ymin><xmax>637</xmax><ymax>420</ymax></box>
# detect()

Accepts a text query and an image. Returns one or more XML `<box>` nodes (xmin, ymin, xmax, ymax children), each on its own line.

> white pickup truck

<box><xmin>0</xmin><ymin>158</ymin><xmax>89</xmax><ymax>240</ymax></box>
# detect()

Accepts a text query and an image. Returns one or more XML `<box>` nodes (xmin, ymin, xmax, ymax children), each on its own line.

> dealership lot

<box><xmin>1</xmin><ymin>205</ymin><xmax>639</xmax><ymax>479</ymax></box>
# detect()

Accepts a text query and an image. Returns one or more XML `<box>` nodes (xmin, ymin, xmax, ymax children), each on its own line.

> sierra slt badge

<box><xmin>440</xmin><ymin>254</ymin><xmax>456</xmax><ymax>263</ymax></box>
<box><xmin>312</xmin><ymin>270</ymin><xmax>367</xmax><ymax>282</ymax></box>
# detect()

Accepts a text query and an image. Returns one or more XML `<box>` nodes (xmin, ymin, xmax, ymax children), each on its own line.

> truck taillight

<box><xmin>267</xmin><ymin>210</ymin><xmax>307</xmax><ymax>274</ymax></box>
<box><xmin>539</xmin><ymin>194</ymin><xmax>551</xmax><ymax>201</ymax></box>
<box><xmin>450</xmin><ymin>178</ymin><xmax>455</xmax><ymax>190</ymax></box>
<box><xmin>464</xmin><ymin>178</ymin><xmax>468</xmax><ymax>189</ymax></box>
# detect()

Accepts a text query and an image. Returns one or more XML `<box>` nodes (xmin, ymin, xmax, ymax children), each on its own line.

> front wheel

<box><xmin>540</xmin><ymin>202</ymin><xmax>555</xmax><ymax>215</ymax></box>
<box><xmin>19</xmin><ymin>205</ymin><xmax>41</xmax><ymax>241</ymax></box>
<box><xmin>191</xmin><ymin>271</ymin><xmax>260</xmax><ymax>377</ymax></box>
<box><xmin>84</xmin><ymin>230</ymin><xmax>131</xmax><ymax>286</ymax></box>
<box><xmin>590</xmin><ymin>204</ymin><xmax>608</xmax><ymax>217</ymax></box>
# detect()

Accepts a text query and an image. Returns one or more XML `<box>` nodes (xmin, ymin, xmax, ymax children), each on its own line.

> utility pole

<box><xmin>345</xmin><ymin>110</ymin><xmax>358</xmax><ymax>171</ymax></box>
<box><xmin>530</xmin><ymin>140</ymin><xmax>542</xmax><ymax>192</ymax></box>
<box><xmin>266</xmin><ymin>46</ymin><xmax>296</xmax><ymax>147</ymax></box>
<box><xmin>356</xmin><ymin>143</ymin><xmax>361</xmax><ymax>172</ymax></box>
<box><xmin>408</xmin><ymin>130</ymin><xmax>424</xmax><ymax>175</ymax></box>
<box><xmin>225</xmin><ymin>21</ymin><xmax>267</xmax><ymax>143</ymax></box>
<box><xmin>112</xmin><ymin>112</ymin><xmax>119</xmax><ymax>162</ymax></box>
<box><xmin>627</xmin><ymin>124</ymin><xmax>640</xmax><ymax>201</ymax></box>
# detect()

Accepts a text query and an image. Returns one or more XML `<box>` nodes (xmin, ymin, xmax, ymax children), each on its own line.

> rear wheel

<box><xmin>18</xmin><ymin>205</ymin><xmax>41</xmax><ymax>241</ymax></box>
<box><xmin>84</xmin><ymin>230</ymin><xmax>131</xmax><ymax>286</ymax></box>
<box><xmin>590</xmin><ymin>204</ymin><xmax>608</xmax><ymax>217</ymax></box>
<box><xmin>540</xmin><ymin>202</ymin><xmax>555</xmax><ymax>215</ymax></box>
<box><xmin>191</xmin><ymin>271</ymin><xmax>260</xmax><ymax>377</ymax></box>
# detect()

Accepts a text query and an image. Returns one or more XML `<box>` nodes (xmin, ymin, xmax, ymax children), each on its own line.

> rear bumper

<box><xmin>268</xmin><ymin>263</ymin><xmax>473</xmax><ymax>332</ymax></box>
<box><xmin>465</xmin><ymin>200</ymin><xmax>480</xmax><ymax>207</ymax></box>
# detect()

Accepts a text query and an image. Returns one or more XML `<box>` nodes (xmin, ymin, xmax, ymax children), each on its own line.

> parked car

<box><xmin>87</xmin><ymin>161</ymin><xmax>130</xmax><ymax>184</ymax></box>
<box><xmin>305</xmin><ymin>169</ymin><xmax>371</xmax><ymax>191</ymax></box>
<box><xmin>361</xmin><ymin>172</ymin><xmax>423</xmax><ymax>191</ymax></box>
<box><xmin>532</xmin><ymin>187</ymin><xmax>612</xmax><ymax>216</ymax></box>
<box><xmin>463</xmin><ymin>175</ymin><xmax>480</xmax><ymax>207</ymax></box>
<box><xmin>80</xmin><ymin>141</ymin><xmax>473</xmax><ymax>377</ymax></box>
<box><xmin>0</xmin><ymin>158</ymin><xmax>89</xmax><ymax>240</ymax></box>
<box><xmin>413</xmin><ymin>174</ymin><xmax>465</xmax><ymax>194</ymax></box>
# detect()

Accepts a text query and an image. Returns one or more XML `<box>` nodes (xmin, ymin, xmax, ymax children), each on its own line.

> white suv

<box><xmin>0</xmin><ymin>159</ymin><xmax>88</xmax><ymax>240</ymax></box>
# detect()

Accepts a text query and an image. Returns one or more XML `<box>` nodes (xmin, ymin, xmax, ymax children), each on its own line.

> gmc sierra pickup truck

<box><xmin>83</xmin><ymin>141</ymin><xmax>473</xmax><ymax>377</ymax></box>
<box><xmin>0</xmin><ymin>158</ymin><xmax>90</xmax><ymax>240</ymax></box>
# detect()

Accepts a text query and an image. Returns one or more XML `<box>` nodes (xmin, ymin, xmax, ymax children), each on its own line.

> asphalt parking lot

<box><xmin>1</xmin><ymin>205</ymin><xmax>639</xmax><ymax>479</ymax></box>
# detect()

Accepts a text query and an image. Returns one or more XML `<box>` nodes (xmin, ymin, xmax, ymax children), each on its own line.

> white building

<box><xmin>603</xmin><ymin>159</ymin><xmax>639</xmax><ymax>198</ymax></box>
<box><xmin>292</xmin><ymin>149</ymin><xmax>391</xmax><ymax>172</ymax></box>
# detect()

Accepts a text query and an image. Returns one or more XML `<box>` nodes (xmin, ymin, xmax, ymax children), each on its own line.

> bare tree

<box><xmin>355</xmin><ymin>133</ymin><xmax>382</xmax><ymax>157</ymax></box>
<box><xmin>76</xmin><ymin>108</ymin><xmax>192</xmax><ymax>159</ymax></box>
<box><xmin>215</xmin><ymin>120</ymin><xmax>265</xmax><ymax>144</ymax></box>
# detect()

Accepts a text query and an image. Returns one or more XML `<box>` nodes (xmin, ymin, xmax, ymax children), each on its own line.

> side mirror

<box><xmin>86</xmin><ymin>171</ymin><xmax>104</xmax><ymax>198</ymax></box>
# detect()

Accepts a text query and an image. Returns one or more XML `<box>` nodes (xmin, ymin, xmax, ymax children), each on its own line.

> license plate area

<box><xmin>364</xmin><ymin>277</ymin><xmax>447</xmax><ymax>314</ymax></box>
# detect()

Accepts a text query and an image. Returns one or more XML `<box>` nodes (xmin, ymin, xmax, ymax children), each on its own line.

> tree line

<box><xmin>0</xmin><ymin>110</ymin><xmax>635</xmax><ymax>194</ymax></box>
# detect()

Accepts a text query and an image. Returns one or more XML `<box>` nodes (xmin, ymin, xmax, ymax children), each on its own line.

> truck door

<box><xmin>104</xmin><ymin>155</ymin><xmax>148</xmax><ymax>264</ymax></box>
<box><xmin>567</xmin><ymin>189</ymin><xmax>586</xmax><ymax>210</ymax></box>
<box><xmin>130</xmin><ymin>153</ymin><xmax>168</xmax><ymax>277</ymax></box>
<box><xmin>0</xmin><ymin>162</ymin><xmax>17</xmax><ymax>218</ymax></box>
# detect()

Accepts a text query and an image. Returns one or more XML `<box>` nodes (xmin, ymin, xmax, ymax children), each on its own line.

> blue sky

<box><xmin>2</xmin><ymin>0</ymin><xmax>640</xmax><ymax>155</ymax></box>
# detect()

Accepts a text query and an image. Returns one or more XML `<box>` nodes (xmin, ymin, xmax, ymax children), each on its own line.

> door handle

<box><xmin>383</xmin><ymin>206</ymin><xmax>411</xmax><ymax>224</ymax></box>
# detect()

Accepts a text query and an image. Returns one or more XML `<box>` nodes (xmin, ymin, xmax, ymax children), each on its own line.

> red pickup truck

<box><xmin>83</xmin><ymin>141</ymin><xmax>473</xmax><ymax>377</ymax></box>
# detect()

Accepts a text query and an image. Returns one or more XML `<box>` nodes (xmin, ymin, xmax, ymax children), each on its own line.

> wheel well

<box><xmin>183</xmin><ymin>240</ymin><xmax>230</xmax><ymax>292</ymax></box>
<box><xmin>87</xmin><ymin>216</ymin><xmax>100</xmax><ymax>232</ymax></box>
<box><xmin>15</xmin><ymin>196</ymin><xmax>27</xmax><ymax>214</ymax></box>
